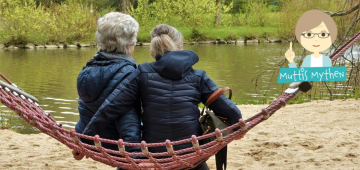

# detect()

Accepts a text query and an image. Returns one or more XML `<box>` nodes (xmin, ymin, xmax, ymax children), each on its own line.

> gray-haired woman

<box><xmin>73</xmin><ymin>12</ymin><xmax>141</xmax><ymax>163</ymax></box>
<box><xmin>83</xmin><ymin>24</ymin><xmax>242</xmax><ymax>170</ymax></box>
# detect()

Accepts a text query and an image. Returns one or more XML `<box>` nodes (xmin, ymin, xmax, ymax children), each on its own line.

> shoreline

<box><xmin>0</xmin><ymin>37</ymin><xmax>285</xmax><ymax>50</ymax></box>
<box><xmin>1</xmin><ymin>99</ymin><xmax>360</xmax><ymax>169</ymax></box>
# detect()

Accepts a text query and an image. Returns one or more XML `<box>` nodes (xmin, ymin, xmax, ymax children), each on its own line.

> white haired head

<box><xmin>95</xmin><ymin>12</ymin><xmax>139</xmax><ymax>55</ymax></box>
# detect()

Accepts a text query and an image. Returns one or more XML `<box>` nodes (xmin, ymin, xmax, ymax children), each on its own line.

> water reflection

<box><xmin>0</xmin><ymin>43</ymin><xmax>357</xmax><ymax>133</ymax></box>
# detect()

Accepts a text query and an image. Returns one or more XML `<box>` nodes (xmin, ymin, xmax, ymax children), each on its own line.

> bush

<box><xmin>49</xmin><ymin>0</ymin><xmax>98</xmax><ymax>43</ymax></box>
<box><xmin>191</xmin><ymin>28</ymin><xmax>206</xmax><ymax>41</ymax></box>
<box><xmin>244</xmin><ymin>0</ymin><xmax>273</xmax><ymax>27</ymax></box>
<box><xmin>129</xmin><ymin>0</ymin><xmax>218</xmax><ymax>28</ymax></box>
<box><xmin>276</xmin><ymin>0</ymin><xmax>356</xmax><ymax>40</ymax></box>
<box><xmin>0</xmin><ymin>0</ymin><xmax>97</xmax><ymax>45</ymax></box>
<box><xmin>0</xmin><ymin>0</ymin><xmax>52</xmax><ymax>44</ymax></box>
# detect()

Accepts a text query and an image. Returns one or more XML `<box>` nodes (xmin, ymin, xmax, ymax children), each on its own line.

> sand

<box><xmin>0</xmin><ymin>99</ymin><xmax>359</xmax><ymax>170</ymax></box>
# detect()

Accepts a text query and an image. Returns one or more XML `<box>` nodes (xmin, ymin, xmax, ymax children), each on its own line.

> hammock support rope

<box><xmin>0</xmin><ymin>72</ymin><xmax>310</xmax><ymax>170</ymax></box>
<box><xmin>0</xmin><ymin>32</ymin><xmax>358</xmax><ymax>169</ymax></box>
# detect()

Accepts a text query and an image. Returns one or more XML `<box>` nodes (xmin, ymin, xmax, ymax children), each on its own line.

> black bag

<box><xmin>199</xmin><ymin>87</ymin><xmax>234</xmax><ymax>170</ymax></box>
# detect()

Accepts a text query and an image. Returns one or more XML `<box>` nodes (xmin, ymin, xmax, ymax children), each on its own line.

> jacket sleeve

<box><xmin>115</xmin><ymin>103</ymin><xmax>142</xmax><ymax>153</ymax></box>
<box><xmin>200</xmin><ymin>73</ymin><xmax>242</xmax><ymax>125</ymax></box>
<box><xmin>82</xmin><ymin>69</ymin><xmax>142</xmax><ymax>137</ymax></box>
<box><xmin>288</xmin><ymin>62</ymin><xmax>297</xmax><ymax>68</ymax></box>
<box><xmin>323</xmin><ymin>55</ymin><xmax>332</xmax><ymax>67</ymax></box>
<box><xmin>300</xmin><ymin>55</ymin><xmax>311</xmax><ymax>68</ymax></box>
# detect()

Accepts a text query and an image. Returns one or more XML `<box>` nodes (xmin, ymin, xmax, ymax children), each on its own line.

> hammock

<box><xmin>0</xmin><ymin>32</ymin><xmax>359</xmax><ymax>170</ymax></box>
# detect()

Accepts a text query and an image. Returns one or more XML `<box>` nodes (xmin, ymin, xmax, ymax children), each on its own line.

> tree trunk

<box><xmin>119</xmin><ymin>0</ymin><xmax>126</xmax><ymax>13</ymax></box>
<box><xmin>214</xmin><ymin>0</ymin><xmax>222</xmax><ymax>26</ymax></box>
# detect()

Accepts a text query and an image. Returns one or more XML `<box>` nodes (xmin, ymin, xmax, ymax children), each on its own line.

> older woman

<box><xmin>83</xmin><ymin>24</ymin><xmax>242</xmax><ymax>170</ymax></box>
<box><xmin>74</xmin><ymin>12</ymin><xmax>141</xmax><ymax>159</ymax></box>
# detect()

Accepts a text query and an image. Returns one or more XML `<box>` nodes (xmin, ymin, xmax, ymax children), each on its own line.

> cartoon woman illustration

<box><xmin>285</xmin><ymin>10</ymin><xmax>337</xmax><ymax>68</ymax></box>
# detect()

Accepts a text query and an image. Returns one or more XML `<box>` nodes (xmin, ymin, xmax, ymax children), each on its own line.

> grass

<box><xmin>0</xmin><ymin>109</ymin><xmax>11</xmax><ymax>129</ymax></box>
<box><xmin>137</xmin><ymin>26</ymin><xmax>278</xmax><ymax>42</ymax></box>
<box><xmin>0</xmin><ymin>108</ymin><xmax>39</xmax><ymax>134</ymax></box>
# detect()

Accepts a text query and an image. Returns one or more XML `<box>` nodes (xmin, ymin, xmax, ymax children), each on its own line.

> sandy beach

<box><xmin>1</xmin><ymin>99</ymin><xmax>359</xmax><ymax>170</ymax></box>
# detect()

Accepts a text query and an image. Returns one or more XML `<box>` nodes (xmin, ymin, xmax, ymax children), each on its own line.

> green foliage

<box><xmin>34</xmin><ymin>0</ymin><xmax>66</xmax><ymax>7</ymax></box>
<box><xmin>353</xmin><ymin>87</ymin><xmax>359</xmax><ymax>100</ymax></box>
<box><xmin>129</xmin><ymin>0</ymin><xmax>218</xmax><ymax>28</ymax></box>
<box><xmin>97</xmin><ymin>5</ymin><xmax>117</xmax><ymax>17</ymax></box>
<box><xmin>0</xmin><ymin>0</ymin><xmax>52</xmax><ymax>44</ymax></box>
<box><xmin>0</xmin><ymin>0</ymin><xmax>97</xmax><ymax>44</ymax></box>
<box><xmin>49</xmin><ymin>0</ymin><xmax>98</xmax><ymax>43</ymax></box>
<box><xmin>288</xmin><ymin>93</ymin><xmax>312</xmax><ymax>104</ymax></box>
<box><xmin>176</xmin><ymin>0</ymin><xmax>218</xmax><ymax>28</ymax></box>
<box><xmin>0</xmin><ymin>109</ymin><xmax>11</xmax><ymax>129</ymax></box>
<box><xmin>129</xmin><ymin>0</ymin><xmax>221</xmax><ymax>41</ymax></box>
<box><xmin>91</xmin><ymin>0</ymin><xmax>119</xmax><ymax>11</ymax></box>
<box><xmin>1</xmin><ymin>0</ymin><xmax>356</xmax><ymax>44</ymax></box>
<box><xmin>276</xmin><ymin>0</ymin><xmax>356</xmax><ymax>40</ymax></box>
<box><xmin>190</xmin><ymin>28</ymin><xmax>206</xmax><ymax>41</ymax></box>
<box><xmin>226</xmin><ymin>33</ymin><xmax>238</xmax><ymax>40</ymax></box>
<box><xmin>244</xmin><ymin>0</ymin><xmax>275</xmax><ymax>27</ymax></box>
<box><xmin>220</xmin><ymin>2</ymin><xmax>280</xmax><ymax>28</ymax></box>
<box><xmin>128</xmin><ymin>0</ymin><xmax>158</xmax><ymax>28</ymax></box>
<box><xmin>0</xmin><ymin>109</ymin><xmax>39</xmax><ymax>133</ymax></box>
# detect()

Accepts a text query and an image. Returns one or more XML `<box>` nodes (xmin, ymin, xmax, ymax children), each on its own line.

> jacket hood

<box><xmin>77</xmin><ymin>52</ymin><xmax>135</xmax><ymax>103</ymax></box>
<box><xmin>150</xmin><ymin>50</ymin><xmax>199</xmax><ymax>80</ymax></box>
<box><xmin>95</xmin><ymin>51</ymin><xmax>138</xmax><ymax>66</ymax></box>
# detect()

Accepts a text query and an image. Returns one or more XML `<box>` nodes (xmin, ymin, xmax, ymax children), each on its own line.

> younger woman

<box><xmin>83</xmin><ymin>24</ymin><xmax>242</xmax><ymax>170</ymax></box>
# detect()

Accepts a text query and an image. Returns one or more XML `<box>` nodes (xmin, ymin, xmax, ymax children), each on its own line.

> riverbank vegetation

<box><xmin>0</xmin><ymin>0</ymin><xmax>99</xmax><ymax>45</ymax></box>
<box><xmin>1</xmin><ymin>0</ymin><xmax>359</xmax><ymax>104</ymax></box>
<box><xmin>1</xmin><ymin>0</ymin><xmax>358</xmax><ymax>45</ymax></box>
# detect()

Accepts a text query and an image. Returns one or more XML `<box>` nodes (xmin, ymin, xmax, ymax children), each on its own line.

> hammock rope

<box><xmin>0</xmin><ymin>32</ymin><xmax>358</xmax><ymax>169</ymax></box>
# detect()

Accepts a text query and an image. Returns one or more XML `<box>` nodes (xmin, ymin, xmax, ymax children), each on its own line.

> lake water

<box><xmin>0</xmin><ymin>43</ymin><xmax>355</xmax><ymax>133</ymax></box>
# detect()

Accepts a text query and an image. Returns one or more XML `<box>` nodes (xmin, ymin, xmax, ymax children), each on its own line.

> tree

<box><xmin>118</xmin><ymin>0</ymin><xmax>137</xmax><ymax>13</ymax></box>
<box><xmin>119</xmin><ymin>0</ymin><xmax>126</xmax><ymax>12</ymax></box>
<box><xmin>214</xmin><ymin>0</ymin><xmax>222</xmax><ymax>26</ymax></box>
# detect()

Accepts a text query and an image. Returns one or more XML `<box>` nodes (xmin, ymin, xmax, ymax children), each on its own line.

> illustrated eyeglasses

<box><xmin>301</xmin><ymin>32</ymin><xmax>330</xmax><ymax>38</ymax></box>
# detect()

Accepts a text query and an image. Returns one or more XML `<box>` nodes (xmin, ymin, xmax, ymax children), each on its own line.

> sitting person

<box><xmin>74</xmin><ymin>12</ymin><xmax>141</xmax><ymax>163</ymax></box>
<box><xmin>83</xmin><ymin>24</ymin><xmax>242</xmax><ymax>170</ymax></box>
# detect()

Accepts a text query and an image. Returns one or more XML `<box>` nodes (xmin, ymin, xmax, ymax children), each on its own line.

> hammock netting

<box><xmin>0</xmin><ymin>31</ymin><xmax>359</xmax><ymax>169</ymax></box>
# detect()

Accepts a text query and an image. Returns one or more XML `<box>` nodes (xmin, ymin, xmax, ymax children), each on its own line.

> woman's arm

<box><xmin>200</xmin><ymin>73</ymin><xmax>242</xmax><ymax>125</ymax></box>
<box><xmin>82</xmin><ymin>69</ymin><xmax>141</xmax><ymax>136</ymax></box>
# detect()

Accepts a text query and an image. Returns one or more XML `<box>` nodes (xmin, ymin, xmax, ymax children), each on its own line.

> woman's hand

<box><xmin>72</xmin><ymin>150</ymin><xmax>85</xmax><ymax>160</ymax></box>
<box><xmin>285</xmin><ymin>42</ymin><xmax>295</xmax><ymax>63</ymax></box>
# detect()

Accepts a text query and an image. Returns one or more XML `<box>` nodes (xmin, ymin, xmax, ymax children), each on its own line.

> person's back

<box><xmin>138</xmin><ymin>50</ymin><xmax>203</xmax><ymax>151</ymax></box>
<box><xmin>83</xmin><ymin>24</ymin><xmax>242</xmax><ymax>170</ymax></box>
<box><xmin>75</xmin><ymin>12</ymin><xmax>141</xmax><ymax>153</ymax></box>
<box><xmin>76</xmin><ymin>51</ymin><xmax>140</xmax><ymax>151</ymax></box>
<box><xmin>137</xmin><ymin>50</ymin><xmax>242</xmax><ymax>153</ymax></box>
<box><xmin>139</xmin><ymin>26</ymin><xmax>241</xmax><ymax>154</ymax></box>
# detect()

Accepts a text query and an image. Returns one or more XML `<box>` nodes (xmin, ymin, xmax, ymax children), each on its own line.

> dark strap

<box><xmin>215</xmin><ymin>146</ymin><xmax>227</xmax><ymax>170</ymax></box>
<box><xmin>200</xmin><ymin>87</ymin><xmax>232</xmax><ymax>116</ymax></box>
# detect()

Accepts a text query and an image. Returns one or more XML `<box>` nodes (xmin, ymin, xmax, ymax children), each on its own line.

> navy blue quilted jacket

<box><xmin>83</xmin><ymin>50</ymin><xmax>242</xmax><ymax>153</ymax></box>
<box><xmin>75</xmin><ymin>51</ymin><xmax>141</xmax><ymax>152</ymax></box>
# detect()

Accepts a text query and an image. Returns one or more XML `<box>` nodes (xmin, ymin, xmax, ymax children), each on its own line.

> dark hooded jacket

<box><xmin>83</xmin><ymin>50</ymin><xmax>242</xmax><ymax>153</ymax></box>
<box><xmin>75</xmin><ymin>51</ymin><xmax>141</xmax><ymax>152</ymax></box>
